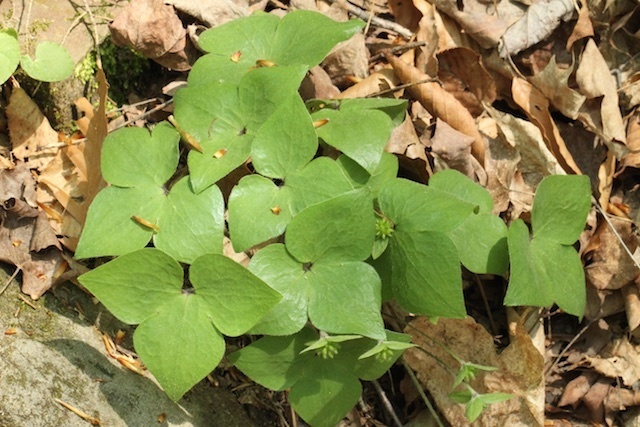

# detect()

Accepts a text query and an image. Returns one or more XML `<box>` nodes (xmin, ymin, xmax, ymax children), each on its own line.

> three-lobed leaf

<box><xmin>78</xmin><ymin>249</ymin><xmax>281</xmax><ymax>400</ymax></box>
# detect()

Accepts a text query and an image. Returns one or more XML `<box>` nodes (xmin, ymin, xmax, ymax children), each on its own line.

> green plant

<box><xmin>75</xmin><ymin>10</ymin><xmax>591</xmax><ymax>426</ymax></box>
<box><xmin>0</xmin><ymin>28</ymin><xmax>73</xmax><ymax>84</ymax></box>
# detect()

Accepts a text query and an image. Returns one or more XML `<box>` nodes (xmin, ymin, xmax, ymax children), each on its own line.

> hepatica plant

<box><xmin>75</xmin><ymin>10</ymin><xmax>592</xmax><ymax>426</ymax></box>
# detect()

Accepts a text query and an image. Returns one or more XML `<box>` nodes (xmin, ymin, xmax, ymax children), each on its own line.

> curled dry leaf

<box><xmin>529</xmin><ymin>56</ymin><xmax>586</xmax><ymax>120</ymax></box>
<box><xmin>584</xmin><ymin>217</ymin><xmax>639</xmax><ymax>291</ymax></box>
<box><xmin>576</xmin><ymin>39</ymin><xmax>627</xmax><ymax>148</ymax></box>
<box><xmin>566</xmin><ymin>0</ymin><xmax>595</xmax><ymax>50</ymax></box>
<box><xmin>165</xmin><ymin>0</ymin><xmax>250</xmax><ymax>28</ymax></box>
<box><xmin>404</xmin><ymin>316</ymin><xmax>544</xmax><ymax>427</ymax></box>
<box><xmin>322</xmin><ymin>33</ymin><xmax>369</xmax><ymax>88</ymax></box>
<box><xmin>622</xmin><ymin>108</ymin><xmax>640</xmax><ymax>169</ymax></box>
<box><xmin>337</xmin><ymin>68</ymin><xmax>398</xmax><ymax>99</ymax></box>
<box><xmin>512</xmin><ymin>77</ymin><xmax>581</xmax><ymax>174</ymax></box>
<box><xmin>385</xmin><ymin>53</ymin><xmax>486</xmax><ymax>164</ymax></box>
<box><xmin>430</xmin><ymin>118</ymin><xmax>486</xmax><ymax>184</ymax></box>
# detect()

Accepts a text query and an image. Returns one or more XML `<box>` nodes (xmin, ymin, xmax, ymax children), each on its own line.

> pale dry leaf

<box><xmin>622</xmin><ymin>109</ymin><xmax>640</xmax><ymax>168</ymax></box>
<box><xmin>566</xmin><ymin>0</ymin><xmax>595</xmax><ymax>50</ymax></box>
<box><xmin>558</xmin><ymin>373</ymin><xmax>596</xmax><ymax>408</ymax></box>
<box><xmin>322</xmin><ymin>33</ymin><xmax>369</xmax><ymax>88</ymax></box>
<box><xmin>404</xmin><ymin>317</ymin><xmax>544</xmax><ymax>427</ymax></box>
<box><xmin>411</xmin><ymin>0</ymin><xmax>438</xmax><ymax>74</ymax></box>
<box><xmin>584</xmin><ymin>217</ymin><xmax>639</xmax><ymax>291</ymax></box>
<box><xmin>166</xmin><ymin>0</ymin><xmax>250</xmax><ymax>26</ymax></box>
<box><xmin>498</xmin><ymin>0</ymin><xmax>575</xmax><ymax>58</ymax></box>
<box><xmin>512</xmin><ymin>77</ymin><xmax>581</xmax><ymax>174</ymax></box>
<box><xmin>389</xmin><ymin>0</ymin><xmax>422</xmax><ymax>31</ymax></box>
<box><xmin>529</xmin><ymin>56</ymin><xmax>586</xmax><ymax>120</ymax></box>
<box><xmin>302</xmin><ymin>66</ymin><xmax>340</xmax><ymax>100</ymax></box>
<box><xmin>484</xmin><ymin>132</ymin><xmax>520</xmax><ymax>214</ymax></box>
<box><xmin>583</xmin><ymin>336</ymin><xmax>640</xmax><ymax>387</ymax></box>
<box><xmin>337</xmin><ymin>69</ymin><xmax>398</xmax><ymax>99</ymax></box>
<box><xmin>576</xmin><ymin>39</ymin><xmax>627</xmax><ymax>145</ymax></box>
<box><xmin>6</xmin><ymin>87</ymin><xmax>59</xmax><ymax>171</ymax></box>
<box><xmin>623</xmin><ymin>279</ymin><xmax>640</xmax><ymax>332</ymax></box>
<box><xmin>386</xmin><ymin>53</ymin><xmax>486</xmax><ymax>164</ymax></box>
<box><xmin>427</xmin><ymin>0</ymin><xmax>524</xmax><ymax>49</ymax></box>
<box><xmin>597</xmin><ymin>150</ymin><xmax>615</xmax><ymax>211</ymax></box>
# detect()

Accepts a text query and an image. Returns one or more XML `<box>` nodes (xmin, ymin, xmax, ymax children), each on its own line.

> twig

<box><xmin>17</xmin><ymin>294</ymin><xmax>38</xmax><ymax>310</ymax></box>
<box><xmin>544</xmin><ymin>319</ymin><xmax>594</xmax><ymax>379</ymax></box>
<box><xmin>592</xmin><ymin>197</ymin><xmax>640</xmax><ymax>272</ymax></box>
<box><xmin>369</xmin><ymin>41</ymin><xmax>428</xmax><ymax>62</ymax></box>
<box><xmin>324</xmin><ymin>0</ymin><xmax>413</xmax><ymax>39</ymax></box>
<box><xmin>474</xmin><ymin>274</ymin><xmax>498</xmax><ymax>336</ymax></box>
<box><xmin>367</xmin><ymin>78</ymin><xmax>441</xmax><ymax>98</ymax></box>
<box><xmin>372</xmin><ymin>379</ymin><xmax>403</xmax><ymax>427</ymax></box>
<box><xmin>0</xmin><ymin>267</ymin><xmax>21</xmax><ymax>297</ymax></box>
<box><xmin>402</xmin><ymin>359</ymin><xmax>445</xmax><ymax>427</ymax></box>
<box><xmin>54</xmin><ymin>398</ymin><xmax>102</xmax><ymax>425</ymax></box>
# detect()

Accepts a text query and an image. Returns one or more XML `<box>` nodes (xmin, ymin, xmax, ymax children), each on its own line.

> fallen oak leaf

<box><xmin>385</xmin><ymin>52</ymin><xmax>486</xmax><ymax>165</ymax></box>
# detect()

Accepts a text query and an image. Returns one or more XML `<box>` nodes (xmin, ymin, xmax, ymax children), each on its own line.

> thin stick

<box><xmin>372</xmin><ymin>379</ymin><xmax>403</xmax><ymax>427</ymax></box>
<box><xmin>17</xmin><ymin>294</ymin><xmax>38</xmax><ymax>310</ymax></box>
<box><xmin>324</xmin><ymin>0</ymin><xmax>413</xmax><ymax>39</ymax></box>
<box><xmin>0</xmin><ymin>267</ymin><xmax>21</xmax><ymax>297</ymax></box>
<box><xmin>369</xmin><ymin>41</ymin><xmax>428</xmax><ymax>62</ymax></box>
<box><xmin>402</xmin><ymin>359</ymin><xmax>445</xmax><ymax>427</ymax></box>
<box><xmin>592</xmin><ymin>197</ymin><xmax>640</xmax><ymax>272</ymax></box>
<box><xmin>544</xmin><ymin>320</ymin><xmax>594</xmax><ymax>379</ymax></box>
<box><xmin>54</xmin><ymin>398</ymin><xmax>102</xmax><ymax>425</ymax></box>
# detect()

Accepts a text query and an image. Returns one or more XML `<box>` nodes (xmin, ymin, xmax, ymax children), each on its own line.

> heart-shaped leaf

<box><xmin>20</xmin><ymin>41</ymin><xmax>73</xmax><ymax>82</ymax></box>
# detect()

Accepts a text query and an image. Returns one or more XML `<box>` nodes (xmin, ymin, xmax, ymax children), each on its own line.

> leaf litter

<box><xmin>1</xmin><ymin>0</ymin><xmax>640</xmax><ymax>424</ymax></box>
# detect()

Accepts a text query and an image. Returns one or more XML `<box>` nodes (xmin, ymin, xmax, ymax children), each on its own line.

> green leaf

<box><xmin>289</xmin><ymin>362</ymin><xmax>362</xmax><ymax>427</ymax></box>
<box><xmin>196</xmin><ymin>11</ymin><xmax>363</xmax><ymax>85</ymax></box>
<box><xmin>248</xmin><ymin>244</ymin><xmax>309</xmax><ymax>336</ymax></box>
<box><xmin>77</xmin><ymin>249</ymin><xmax>183</xmax><ymax>324</ymax></box>
<box><xmin>101</xmin><ymin>122</ymin><xmax>180</xmax><ymax>187</ymax></box>
<box><xmin>20</xmin><ymin>41</ymin><xmax>73</xmax><ymax>82</ymax></box>
<box><xmin>81</xmin><ymin>249</ymin><xmax>281</xmax><ymax>400</ymax></box>
<box><xmin>228</xmin><ymin>175</ymin><xmax>294</xmax><ymax>252</ymax></box>
<box><xmin>428</xmin><ymin>169</ymin><xmax>493</xmax><ymax>214</ymax></box>
<box><xmin>532</xmin><ymin>174</ymin><xmax>591</xmax><ymax>244</ymax></box>
<box><xmin>176</xmin><ymin>66</ymin><xmax>308</xmax><ymax>192</ymax></box>
<box><xmin>134</xmin><ymin>294</ymin><xmax>225</xmax><ymax>401</ymax></box>
<box><xmin>379</xmin><ymin>178</ymin><xmax>475</xmax><ymax>233</ymax></box>
<box><xmin>285</xmin><ymin>157</ymin><xmax>356</xmax><ymax>213</ymax></box>
<box><xmin>190</xmin><ymin>254</ymin><xmax>282</xmax><ymax>336</ymax></box>
<box><xmin>250</xmin><ymin>94</ymin><xmax>317</xmax><ymax>179</ymax></box>
<box><xmin>337</xmin><ymin>152</ymin><xmax>399</xmax><ymax>197</ymax></box>
<box><xmin>0</xmin><ymin>29</ymin><xmax>20</xmax><ymax>85</ymax></box>
<box><xmin>312</xmin><ymin>108</ymin><xmax>391</xmax><ymax>173</ymax></box>
<box><xmin>504</xmin><ymin>219</ymin><xmax>586</xmax><ymax>316</ymax></box>
<box><xmin>75</xmin><ymin>185</ymin><xmax>165</xmax><ymax>258</ymax></box>
<box><xmin>390</xmin><ymin>230</ymin><xmax>466</xmax><ymax>317</ymax></box>
<box><xmin>285</xmin><ymin>189</ymin><xmax>374</xmax><ymax>263</ymax></box>
<box><xmin>154</xmin><ymin>177</ymin><xmax>225</xmax><ymax>263</ymax></box>
<box><xmin>448</xmin><ymin>213</ymin><xmax>509</xmax><ymax>275</ymax></box>
<box><xmin>249</xmin><ymin>244</ymin><xmax>386</xmax><ymax>339</ymax></box>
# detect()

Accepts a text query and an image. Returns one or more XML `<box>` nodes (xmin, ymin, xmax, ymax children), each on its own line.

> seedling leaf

<box><xmin>0</xmin><ymin>29</ymin><xmax>20</xmax><ymax>84</ymax></box>
<box><xmin>20</xmin><ymin>41</ymin><xmax>73</xmax><ymax>82</ymax></box>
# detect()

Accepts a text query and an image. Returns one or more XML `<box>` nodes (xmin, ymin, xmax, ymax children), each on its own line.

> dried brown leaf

<box><xmin>566</xmin><ymin>1</ymin><xmax>595</xmax><ymax>50</ymax></box>
<box><xmin>404</xmin><ymin>317</ymin><xmax>544</xmax><ymax>427</ymax></box>
<box><xmin>623</xmin><ymin>109</ymin><xmax>640</xmax><ymax>168</ymax></box>
<box><xmin>576</xmin><ymin>39</ymin><xmax>627</xmax><ymax>146</ymax></box>
<box><xmin>529</xmin><ymin>56</ymin><xmax>586</xmax><ymax>120</ymax></box>
<box><xmin>512</xmin><ymin>77</ymin><xmax>581</xmax><ymax>174</ymax></box>
<box><xmin>386</xmin><ymin>53</ymin><xmax>486</xmax><ymax>164</ymax></box>
<box><xmin>6</xmin><ymin>88</ymin><xmax>59</xmax><ymax>171</ymax></box>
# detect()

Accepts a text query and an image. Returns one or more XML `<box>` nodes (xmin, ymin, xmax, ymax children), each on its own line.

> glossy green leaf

<box><xmin>230</xmin><ymin>328</ymin><xmax>404</xmax><ymax>427</ymax></box>
<box><xmin>196</xmin><ymin>11</ymin><xmax>363</xmax><ymax>86</ymax></box>
<box><xmin>285</xmin><ymin>157</ymin><xmax>356</xmax><ymax>213</ymax></box>
<box><xmin>337</xmin><ymin>152</ymin><xmax>399</xmax><ymax>197</ymax></box>
<box><xmin>448</xmin><ymin>214</ymin><xmax>508</xmax><ymax>275</ymax></box>
<box><xmin>249</xmin><ymin>244</ymin><xmax>385</xmax><ymax>339</ymax></box>
<box><xmin>76</xmin><ymin>125</ymin><xmax>224</xmax><ymax>262</ymax></box>
<box><xmin>250</xmin><ymin>94</ymin><xmax>317</xmax><ymax>179</ymax></box>
<box><xmin>77</xmin><ymin>249</ymin><xmax>183</xmax><ymax>324</ymax></box>
<box><xmin>20</xmin><ymin>41</ymin><xmax>73</xmax><ymax>82</ymax></box>
<box><xmin>532</xmin><ymin>174</ymin><xmax>591</xmax><ymax>244</ymax></box>
<box><xmin>286</xmin><ymin>189</ymin><xmax>374</xmax><ymax>263</ymax></box>
<box><xmin>79</xmin><ymin>249</ymin><xmax>280</xmax><ymax>400</ymax></box>
<box><xmin>228</xmin><ymin>175</ymin><xmax>294</xmax><ymax>252</ymax></box>
<box><xmin>0</xmin><ymin>29</ymin><xmax>20</xmax><ymax>85</ymax></box>
<box><xmin>429</xmin><ymin>169</ymin><xmax>493</xmax><ymax>214</ymax></box>
<box><xmin>505</xmin><ymin>219</ymin><xmax>586</xmax><ymax>316</ymax></box>
<box><xmin>390</xmin><ymin>229</ymin><xmax>465</xmax><ymax>317</ymax></box>
<box><xmin>190</xmin><ymin>254</ymin><xmax>282</xmax><ymax>336</ymax></box>
<box><xmin>134</xmin><ymin>295</ymin><xmax>225</xmax><ymax>401</ymax></box>
<box><xmin>312</xmin><ymin>108</ymin><xmax>391</xmax><ymax>173</ymax></box>
<box><xmin>379</xmin><ymin>178</ymin><xmax>475</xmax><ymax>233</ymax></box>
<box><xmin>101</xmin><ymin>122</ymin><xmax>179</xmax><ymax>187</ymax></box>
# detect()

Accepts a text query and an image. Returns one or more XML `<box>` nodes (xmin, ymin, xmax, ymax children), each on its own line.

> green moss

<box><xmin>75</xmin><ymin>37</ymin><xmax>150</xmax><ymax>106</ymax></box>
